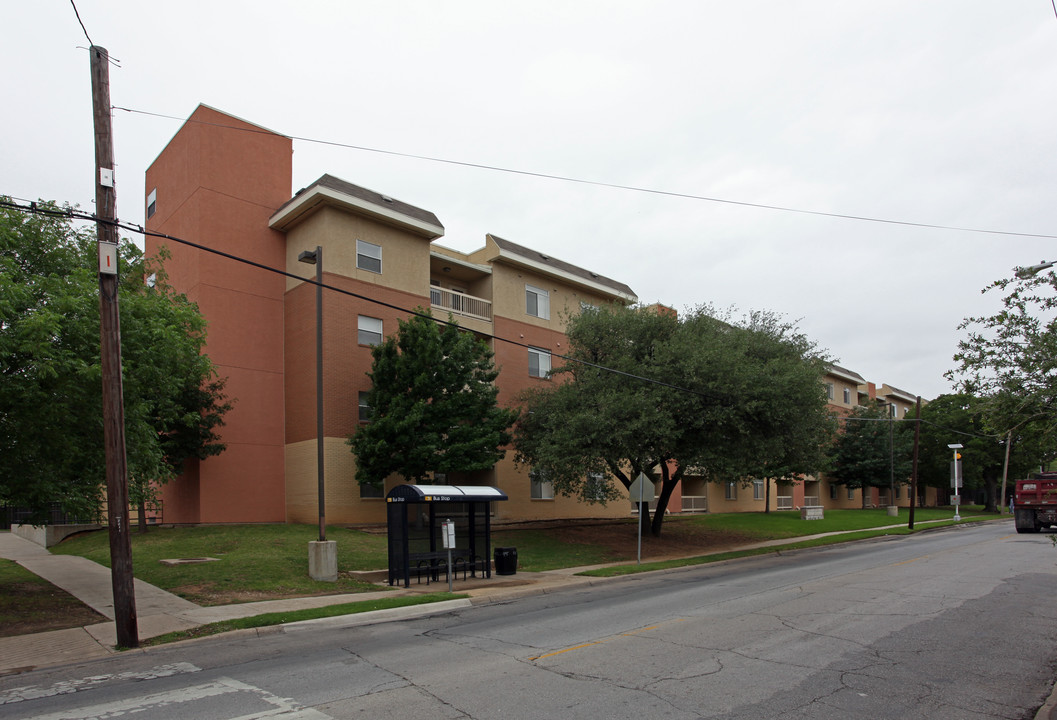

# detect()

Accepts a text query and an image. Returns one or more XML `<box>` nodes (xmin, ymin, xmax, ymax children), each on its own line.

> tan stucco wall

<box><xmin>489</xmin><ymin>261</ymin><xmax>614</xmax><ymax>332</ymax></box>
<box><xmin>285</xmin><ymin>206</ymin><xmax>430</xmax><ymax>297</ymax></box>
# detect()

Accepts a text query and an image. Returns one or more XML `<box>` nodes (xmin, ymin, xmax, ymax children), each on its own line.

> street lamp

<box><xmin>1014</xmin><ymin>261</ymin><xmax>1054</xmax><ymax>279</ymax></box>
<box><xmin>299</xmin><ymin>247</ymin><xmax>336</xmax><ymax>581</ymax></box>
<box><xmin>948</xmin><ymin>443</ymin><xmax>963</xmax><ymax>521</ymax></box>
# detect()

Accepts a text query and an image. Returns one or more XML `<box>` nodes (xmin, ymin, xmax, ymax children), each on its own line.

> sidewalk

<box><xmin>0</xmin><ymin>520</ymin><xmax>960</xmax><ymax>674</ymax></box>
<box><xmin>6</xmin><ymin>518</ymin><xmax>1054</xmax><ymax>720</ymax></box>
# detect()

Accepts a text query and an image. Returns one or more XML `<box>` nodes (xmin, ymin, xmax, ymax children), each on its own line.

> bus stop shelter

<box><xmin>386</xmin><ymin>484</ymin><xmax>508</xmax><ymax>588</ymax></box>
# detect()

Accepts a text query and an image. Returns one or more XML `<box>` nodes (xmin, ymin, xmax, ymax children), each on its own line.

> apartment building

<box><xmin>144</xmin><ymin>105</ymin><xmax>637</xmax><ymax>525</ymax></box>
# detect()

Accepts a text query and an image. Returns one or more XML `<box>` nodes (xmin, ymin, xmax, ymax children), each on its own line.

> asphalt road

<box><xmin>2</xmin><ymin>521</ymin><xmax>1056</xmax><ymax>719</ymax></box>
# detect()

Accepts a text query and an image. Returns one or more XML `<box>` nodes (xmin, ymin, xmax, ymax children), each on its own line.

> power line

<box><xmin>0</xmin><ymin>198</ymin><xmax>711</xmax><ymax>400</ymax></box>
<box><xmin>111</xmin><ymin>105</ymin><xmax>1057</xmax><ymax>242</ymax></box>
<box><xmin>69</xmin><ymin>0</ymin><xmax>93</xmax><ymax>46</ymax></box>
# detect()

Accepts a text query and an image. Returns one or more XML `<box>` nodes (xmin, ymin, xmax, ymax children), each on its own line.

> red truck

<box><xmin>1013</xmin><ymin>472</ymin><xmax>1057</xmax><ymax>533</ymax></box>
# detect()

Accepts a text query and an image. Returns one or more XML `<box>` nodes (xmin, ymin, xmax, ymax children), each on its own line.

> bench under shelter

<box><xmin>386</xmin><ymin>484</ymin><xmax>508</xmax><ymax>588</ymax></box>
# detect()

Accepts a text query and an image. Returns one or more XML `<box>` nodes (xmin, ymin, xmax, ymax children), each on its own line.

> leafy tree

<box><xmin>828</xmin><ymin>403</ymin><xmax>913</xmax><ymax>507</ymax></box>
<box><xmin>0</xmin><ymin>201</ymin><xmax>230</xmax><ymax>524</ymax></box>
<box><xmin>514</xmin><ymin>303</ymin><xmax>834</xmax><ymax>536</ymax></box>
<box><xmin>912</xmin><ymin>393</ymin><xmax>1047</xmax><ymax>511</ymax></box>
<box><xmin>948</xmin><ymin>268</ymin><xmax>1057</xmax><ymax>471</ymax></box>
<box><xmin>348</xmin><ymin>310</ymin><xmax>519</xmax><ymax>488</ymax></box>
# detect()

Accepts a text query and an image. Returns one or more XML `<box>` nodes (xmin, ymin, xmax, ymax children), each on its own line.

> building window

<box><xmin>829</xmin><ymin>484</ymin><xmax>838</xmax><ymax>500</ymax></box>
<box><xmin>725</xmin><ymin>482</ymin><xmax>737</xmax><ymax>500</ymax></box>
<box><xmin>360</xmin><ymin>483</ymin><xmax>383</xmax><ymax>499</ymax></box>
<box><xmin>530</xmin><ymin>468</ymin><xmax>553</xmax><ymax>500</ymax></box>
<box><xmin>358</xmin><ymin>316</ymin><xmax>382</xmax><ymax>345</ymax></box>
<box><xmin>528</xmin><ymin>347</ymin><xmax>551</xmax><ymax>378</ymax></box>
<box><xmin>753</xmin><ymin>480</ymin><xmax>764</xmax><ymax>500</ymax></box>
<box><xmin>146</xmin><ymin>188</ymin><xmax>157</xmax><ymax>219</ymax></box>
<box><xmin>526</xmin><ymin>284</ymin><xmax>550</xmax><ymax>319</ymax></box>
<box><xmin>889</xmin><ymin>403</ymin><xmax>898</xmax><ymax>417</ymax></box>
<box><xmin>895</xmin><ymin>487</ymin><xmax>901</xmax><ymax>499</ymax></box>
<box><xmin>825</xmin><ymin>383</ymin><xmax>834</xmax><ymax>400</ymax></box>
<box><xmin>358</xmin><ymin>392</ymin><xmax>372</xmax><ymax>422</ymax></box>
<box><xmin>843</xmin><ymin>387</ymin><xmax>851</xmax><ymax>404</ymax></box>
<box><xmin>357</xmin><ymin>240</ymin><xmax>382</xmax><ymax>273</ymax></box>
<box><xmin>586</xmin><ymin>472</ymin><xmax>608</xmax><ymax>501</ymax></box>
<box><xmin>847</xmin><ymin>486</ymin><xmax>855</xmax><ymax>500</ymax></box>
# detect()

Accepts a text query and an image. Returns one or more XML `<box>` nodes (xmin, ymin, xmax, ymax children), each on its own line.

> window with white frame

<box><xmin>530</xmin><ymin>468</ymin><xmax>554</xmax><ymax>499</ymax></box>
<box><xmin>829</xmin><ymin>484</ymin><xmax>838</xmax><ymax>500</ymax></box>
<box><xmin>847</xmin><ymin>486</ymin><xmax>855</xmax><ymax>500</ymax></box>
<box><xmin>146</xmin><ymin>188</ymin><xmax>157</xmax><ymax>219</ymax></box>
<box><xmin>753</xmin><ymin>480</ymin><xmax>764</xmax><ymax>500</ymax></box>
<box><xmin>356</xmin><ymin>239</ymin><xmax>382</xmax><ymax>273</ymax></box>
<box><xmin>358</xmin><ymin>392</ymin><xmax>372</xmax><ymax>422</ymax></box>
<box><xmin>358</xmin><ymin>316</ymin><xmax>382</xmax><ymax>345</ymax></box>
<box><xmin>825</xmin><ymin>383</ymin><xmax>834</xmax><ymax>400</ymax></box>
<box><xmin>528</xmin><ymin>347</ymin><xmax>551</xmax><ymax>378</ymax></box>
<box><xmin>843</xmin><ymin>387</ymin><xmax>851</xmax><ymax>404</ymax></box>
<box><xmin>585</xmin><ymin>472</ymin><xmax>608</xmax><ymax>501</ymax></box>
<box><xmin>725</xmin><ymin>481</ymin><xmax>737</xmax><ymax>500</ymax></box>
<box><xmin>526</xmin><ymin>284</ymin><xmax>550</xmax><ymax>319</ymax></box>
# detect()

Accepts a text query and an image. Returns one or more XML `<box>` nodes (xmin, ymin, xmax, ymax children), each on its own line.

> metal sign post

<box><xmin>442</xmin><ymin>519</ymin><xmax>455</xmax><ymax>592</ymax></box>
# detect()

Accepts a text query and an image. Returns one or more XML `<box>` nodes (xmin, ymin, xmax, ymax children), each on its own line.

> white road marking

<box><xmin>0</xmin><ymin>663</ymin><xmax>201</xmax><ymax>705</ymax></box>
<box><xmin>16</xmin><ymin>676</ymin><xmax>331</xmax><ymax>720</ymax></box>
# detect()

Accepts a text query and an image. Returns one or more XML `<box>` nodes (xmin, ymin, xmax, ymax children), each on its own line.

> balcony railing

<box><xmin>430</xmin><ymin>287</ymin><xmax>492</xmax><ymax>322</ymax></box>
<box><xmin>803</xmin><ymin>496</ymin><xmax>820</xmax><ymax>506</ymax></box>
<box><xmin>681</xmin><ymin>495</ymin><xmax>708</xmax><ymax>513</ymax></box>
<box><xmin>777</xmin><ymin>495</ymin><xmax>793</xmax><ymax>510</ymax></box>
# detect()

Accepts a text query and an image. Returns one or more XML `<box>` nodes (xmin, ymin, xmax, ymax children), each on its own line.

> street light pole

<box><xmin>299</xmin><ymin>247</ymin><xmax>336</xmax><ymax>581</ymax></box>
<box><xmin>298</xmin><ymin>247</ymin><xmax>325</xmax><ymax>542</ymax></box>
<box><xmin>948</xmin><ymin>443</ymin><xmax>963</xmax><ymax>521</ymax></box>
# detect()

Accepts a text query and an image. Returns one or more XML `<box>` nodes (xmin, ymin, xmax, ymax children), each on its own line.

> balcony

<box><xmin>430</xmin><ymin>286</ymin><xmax>492</xmax><ymax>323</ymax></box>
<box><xmin>681</xmin><ymin>495</ymin><xmax>708</xmax><ymax>513</ymax></box>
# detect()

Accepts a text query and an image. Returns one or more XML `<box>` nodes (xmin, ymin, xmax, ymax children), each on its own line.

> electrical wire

<box><xmin>0</xmin><ymin>198</ymin><xmax>711</xmax><ymax>400</ymax></box>
<box><xmin>69</xmin><ymin>0</ymin><xmax>93</xmax><ymax>47</ymax></box>
<box><xmin>111</xmin><ymin>106</ymin><xmax>1057</xmax><ymax>242</ymax></box>
<box><xmin>9</xmin><ymin>198</ymin><xmax>1039</xmax><ymax>460</ymax></box>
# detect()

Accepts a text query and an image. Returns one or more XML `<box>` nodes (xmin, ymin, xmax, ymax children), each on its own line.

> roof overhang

<box><xmin>494</xmin><ymin>246</ymin><xmax>637</xmax><ymax>303</ymax></box>
<box><xmin>269</xmin><ymin>184</ymin><xmax>445</xmax><ymax>239</ymax></box>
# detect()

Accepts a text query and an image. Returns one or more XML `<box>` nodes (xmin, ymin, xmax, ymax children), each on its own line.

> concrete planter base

<box><xmin>309</xmin><ymin>540</ymin><xmax>338</xmax><ymax>582</ymax></box>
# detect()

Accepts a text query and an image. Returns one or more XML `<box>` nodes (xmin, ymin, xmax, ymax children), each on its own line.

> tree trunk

<box><xmin>764</xmin><ymin>477</ymin><xmax>771</xmax><ymax>514</ymax></box>
<box><xmin>650</xmin><ymin>464</ymin><xmax>682</xmax><ymax>537</ymax></box>
<box><xmin>137</xmin><ymin>500</ymin><xmax>148</xmax><ymax>534</ymax></box>
<box><xmin>982</xmin><ymin>472</ymin><xmax>999</xmax><ymax>513</ymax></box>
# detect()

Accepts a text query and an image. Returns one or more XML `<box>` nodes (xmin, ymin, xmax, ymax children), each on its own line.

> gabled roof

<box><xmin>487</xmin><ymin>234</ymin><xmax>637</xmax><ymax>302</ymax></box>
<box><xmin>269</xmin><ymin>174</ymin><xmax>444</xmax><ymax>238</ymax></box>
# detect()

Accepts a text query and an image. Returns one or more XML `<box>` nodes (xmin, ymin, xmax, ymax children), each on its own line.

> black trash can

<box><xmin>494</xmin><ymin>547</ymin><xmax>517</xmax><ymax>576</ymax></box>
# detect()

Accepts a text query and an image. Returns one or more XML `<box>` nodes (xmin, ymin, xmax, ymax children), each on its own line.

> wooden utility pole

<box><xmin>91</xmin><ymin>45</ymin><xmax>138</xmax><ymax>648</ymax></box>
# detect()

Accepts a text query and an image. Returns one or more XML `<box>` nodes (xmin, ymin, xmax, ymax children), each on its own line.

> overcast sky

<box><xmin>6</xmin><ymin>2</ymin><xmax>1057</xmax><ymax>400</ymax></box>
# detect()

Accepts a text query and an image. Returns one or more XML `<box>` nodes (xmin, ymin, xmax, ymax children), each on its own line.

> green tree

<box><xmin>913</xmin><ymin>393</ymin><xmax>1047</xmax><ymax>511</ymax></box>
<box><xmin>348</xmin><ymin>310</ymin><xmax>519</xmax><ymax>488</ymax></box>
<box><xmin>948</xmin><ymin>268</ymin><xmax>1057</xmax><ymax>471</ymax></box>
<box><xmin>0</xmin><ymin>201</ymin><xmax>230</xmax><ymax>524</ymax></box>
<box><xmin>514</xmin><ymin>303</ymin><xmax>834</xmax><ymax>536</ymax></box>
<box><xmin>828</xmin><ymin>403</ymin><xmax>913</xmax><ymax>507</ymax></box>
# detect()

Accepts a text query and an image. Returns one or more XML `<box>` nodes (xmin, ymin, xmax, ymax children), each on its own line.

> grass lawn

<box><xmin>0</xmin><ymin>559</ymin><xmax>106</xmax><ymax>636</ymax></box>
<box><xmin>52</xmin><ymin>524</ymin><xmax>390</xmax><ymax>605</ymax></box>
<box><xmin>16</xmin><ymin>506</ymin><xmax>1001</xmax><ymax>643</ymax></box>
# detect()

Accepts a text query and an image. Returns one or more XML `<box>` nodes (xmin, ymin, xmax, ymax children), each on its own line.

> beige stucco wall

<box><xmin>823</xmin><ymin>372</ymin><xmax>860</xmax><ymax>412</ymax></box>
<box><xmin>284</xmin><ymin>206</ymin><xmax>430</xmax><ymax>297</ymax></box>
<box><xmin>489</xmin><ymin>262</ymin><xmax>614</xmax><ymax>332</ymax></box>
<box><xmin>286</xmin><ymin>438</ymin><xmax>394</xmax><ymax>525</ymax></box>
